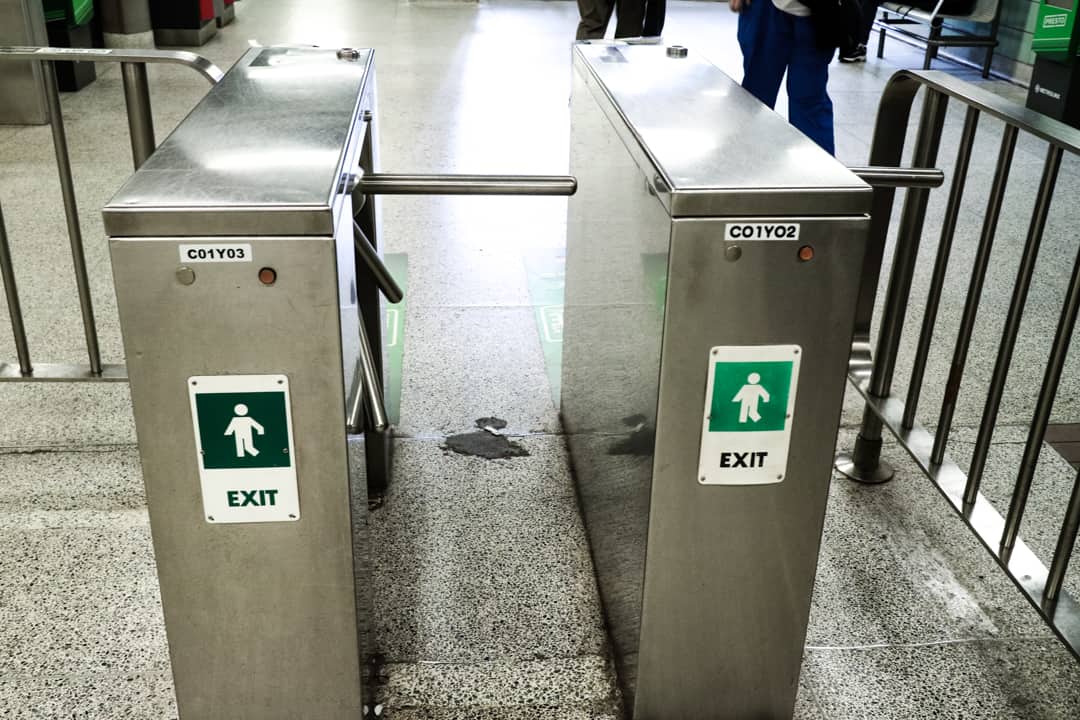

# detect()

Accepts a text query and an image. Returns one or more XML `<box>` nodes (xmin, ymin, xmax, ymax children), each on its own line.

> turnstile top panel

<box><xmin>573</xmin><ymin>43</ymin><xmax>870</xmax><ymax>217</ymax></box>
<box><xmin>103</xmin><ymin>47</ymin><xmax>373</xmax><ymax>237</ymax></box>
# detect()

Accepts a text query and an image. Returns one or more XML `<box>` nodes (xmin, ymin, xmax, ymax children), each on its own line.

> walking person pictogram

<box><xmin>224</xmin><ymin>403</ymin><xmax>265</xmax><ymax>457</ymax></box>
<box><xmin>732</xmin><ymin>373</ymin><xmax>770</xmax><ymax>423</ymax></box>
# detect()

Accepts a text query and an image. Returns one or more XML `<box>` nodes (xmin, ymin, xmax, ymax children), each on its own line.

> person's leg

<box><xmin>613</xmin><ymin>0</ymin><xmax>645</xmax><ymax>38</ymax></box>
<box><xmin>858</xmin><ymin>0</ymin><xmax>881</xmax><ymax>46</ymax></box>
<box><xmin>642</xmin><ymin>0</ymin><xmax>666</xmax><ymax>36</ymax></box>
<box><xmin>786</xmin><ymin>15</ymin><xmax>835</xmax><ymax>155</ymax></box>
<box><xmin>576</xmin><ymin>0</ymin><xmax>616</xmax><ymax>40</ymax></box>
<box><xmin>738</xmin><ymin>0</ymin><xmax>792</xmax><ymax>111</ymax></box>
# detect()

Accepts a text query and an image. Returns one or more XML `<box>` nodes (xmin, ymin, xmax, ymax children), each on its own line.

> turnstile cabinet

<box><xmin>0</xmin><ymin>0</ymin><xmax>49</xmax><ymax>124</ymax></box>
<box><xmin>563</xmin><ymin>42</ymin><xmax>872</xmax><ymax>719</ymax></box>
<box><xmin>104</xmin><ymin>47</ymin><xmax>386</xmax><ymax>719</ymax></box>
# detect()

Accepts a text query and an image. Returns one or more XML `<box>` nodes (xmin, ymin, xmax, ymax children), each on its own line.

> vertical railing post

<box><xmin>929</xmin><ymin>123</ymin><xmax>1018</xmax><ymax>465</ymax></box>
<box><xmin>837</xmin><ymin>89</ymin><xmax>949</xmax><ymax>484</ymax></box>
<box><xmin>42</xmin><ymin>59</ymin><xmax>102</xmax><ymax>376</ymax></box>
<box><xmin>965</xmin><ymin>145</ymin><xmax>1064</xmax><ymax>506</ymax></box>
<box><xmin>1002</xmin><ymin>243</ymin><xmax>1080</xmax><ymax>552</ymax></box>
<box><xmin>0</xmin><ymin>202</ymin><xmax>33</xmax><ymax>376</ymax></box>
<box><xmin>1046</xmin><ymin>467</ymin><xmax>1080</xmax><ymax>603</ymax></box>
<box><xmin>902</xmin><ymin>106</ymin><xmax>980</xmax><ymax>429</ymax></box>
<box><xmin>121</xmin><ymin>62</ymin><xmax>156</xmax><ymax>169</ymax></box>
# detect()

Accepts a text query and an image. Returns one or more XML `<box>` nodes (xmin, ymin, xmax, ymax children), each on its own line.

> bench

<box><xmin>875</xmin><ymin>0</ymin><xmax>1004</xmax><ymax>78</ymax></box>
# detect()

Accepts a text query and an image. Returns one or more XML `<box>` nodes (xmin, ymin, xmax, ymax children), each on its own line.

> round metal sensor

<box><xmin>259</xmin><ymin>267</ymin><xmax>278</xmax><ymax>286</ymax></box>
<box><xmin>176</xmin><ymin>266</ymin><xmax>196</xmax><ymax>286</ymax></box>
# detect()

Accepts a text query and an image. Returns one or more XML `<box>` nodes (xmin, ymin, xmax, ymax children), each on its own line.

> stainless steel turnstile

<box><xmin>102</xmin><ymin>44</ymin><xmax>577</xmax><ymax>719</ymax></box>
<box><xmin>562</xmin><ymin>43</ymin><xmax>872</xmax><ymax>718</ymax></box>
<box><xmin>104</xmin><ymin>47</ymin><xmax>387</xmax><ymax>719</ymax></box>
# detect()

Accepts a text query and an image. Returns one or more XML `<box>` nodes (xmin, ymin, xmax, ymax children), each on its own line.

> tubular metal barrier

<box><xmin>836</xmin><ymin>69</ymin><xmax>1080</xmax><ymax>661</ymax></box>
<box><xmin>0</xmin><ymin>46</ymin><xmax>224</xmax><ymax>383</ymax></box>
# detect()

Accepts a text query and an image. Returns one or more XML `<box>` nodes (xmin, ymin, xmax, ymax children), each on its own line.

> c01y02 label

<box><xmin>723</xmin><ymin>223</ymin><xmax>800</xmax><ymax>241</ymax></box>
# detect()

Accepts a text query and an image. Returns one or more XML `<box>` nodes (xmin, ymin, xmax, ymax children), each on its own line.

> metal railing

<box><xmin>0</xmin><ymin>47</ymin><xmax>224</xmax><ymax>382</ymax></box>
<box><xmin>836</xmin><ymin>69</ymin><xmax>1080</xmax><ymax>660</ymax></box>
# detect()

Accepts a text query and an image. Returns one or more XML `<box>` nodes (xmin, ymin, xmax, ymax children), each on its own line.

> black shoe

<box><xmin>839</xmin><ymin>43</ymin><xmax>867</xmax><ymax>63</ymax></box>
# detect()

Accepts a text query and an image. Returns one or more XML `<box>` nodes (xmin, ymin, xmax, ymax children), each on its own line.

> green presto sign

<box><xmin>1033</xmin><ymin>0</ymin><xmax>1079</xmax><ymax>58</ymax></box>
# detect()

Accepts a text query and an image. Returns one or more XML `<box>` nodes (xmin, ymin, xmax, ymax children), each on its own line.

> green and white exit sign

<box><xmin>188</xmin><ymin>374</ymin><xmax>300</xmax><ymax>523</ymax></box>
<box><xmin>697</xmin><ymin>345</ymin><xmax>801</xmax><ymax>485</ymax></box>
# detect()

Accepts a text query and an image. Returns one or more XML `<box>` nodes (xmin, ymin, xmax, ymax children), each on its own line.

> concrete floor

<box><xmin>1</xmin><ymin>0</ymin><xmax>1080</xmax><ymax>718</ymax></box>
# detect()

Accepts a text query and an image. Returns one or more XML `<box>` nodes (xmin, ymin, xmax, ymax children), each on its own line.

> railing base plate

<box><xmin>0</xmin><ymin>362</ymin><xmax>127</xmax><ymax>382</ymax></box>
<box><xmin>835</xmin><ymin>453</ymin><xmax>896</xmax><ymax>484</ymax></box>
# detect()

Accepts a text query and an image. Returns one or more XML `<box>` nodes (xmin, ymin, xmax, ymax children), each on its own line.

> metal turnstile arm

<box><xmin>353</xmin><ymin>221</ymin><xmax>403</xmax><ymax>304</ymax></box>
<box><xmin>353</xmin><ymin>173</ymin><xmax>577</xmax><ymax>196</ymax></box>
<box><xmin>344</xmin><ymin>170</ymin><xmax>576</xmax><ymax>433</ymax></box>
<box><xmin>347</xmin><ymin>312</ymin><xmax>389</xmax><ymax>434</ymax></box>
<box><xmin>849</xmin><ymin>166</ymin><xmax>945</xmax><ymax>188</ymax></box>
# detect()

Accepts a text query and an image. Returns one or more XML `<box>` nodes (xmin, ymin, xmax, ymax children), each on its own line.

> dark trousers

<box><xmin>644</xmin><ymin>0</ymin><xmax>666</xmax><ymax>36</ymax></box>
<box><xmin>858</xmin><ymin>0</ymin><xmax>883</xmax><ymax>45</ymax></box>
<box><xmin>738</xmin><ymin>0</ymin><xmax>835</xmax><ymax>155</ymax></box>
<box><xmin>576</xmin><ymin>0</ymin><xmax>666</xmax><ymax>40</ymax></box>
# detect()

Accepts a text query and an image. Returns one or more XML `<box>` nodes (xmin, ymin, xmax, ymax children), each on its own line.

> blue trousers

<box><xmin>737</xmin><ymin>0</ymin><xmax>835</xmax><ymax>155</ymax></box>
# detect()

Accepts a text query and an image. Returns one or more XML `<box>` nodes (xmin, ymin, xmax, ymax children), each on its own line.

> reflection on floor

<box><xmin>1</xmin><ymin>1</ymin><xmax>1079</xmax><ymax>718</ymax></box>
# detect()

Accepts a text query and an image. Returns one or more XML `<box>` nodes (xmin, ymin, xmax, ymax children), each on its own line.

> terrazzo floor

<box><xmin>1</xmin><ymin>0</ymin><xmax>1079</xmax><ymax>718</ymax></box>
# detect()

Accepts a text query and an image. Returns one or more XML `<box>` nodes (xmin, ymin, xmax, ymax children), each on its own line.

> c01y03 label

<box><xmin>723</xmin><ymin>223</ymin><xmax>800</xmax><ymax>241</ymax></box>
<box><xmin>179</xmin><ymin>244</ymin><xmax>253</xmax><ymax>263</ymax></box>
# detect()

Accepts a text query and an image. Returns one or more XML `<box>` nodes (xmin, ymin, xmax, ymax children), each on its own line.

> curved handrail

<box><xmin>0</xmin><ymin>46</ymin><xmax>223</xmax><ymax>84</ymax></box>
<box><xmin>0</xmin><ymin>46</ymin><xmax>222</xmax><ymax>383</ymax></box>
<box><xmin>842</xmin><ymin>67</ymin><xmax>1080</xmax><ymax>663</ymax></box>
<box><xmin>856</xmin><ymin>69</ymin><xmax>1080</xmax><ymax>350</ymax></box>
<box><xmin>874</xmin><ymin>70</ymin><xmax>1080</xmax><ymax>157</ymax></box>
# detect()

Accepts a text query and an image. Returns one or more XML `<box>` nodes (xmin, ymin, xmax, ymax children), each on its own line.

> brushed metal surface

<box><xmin>633</xmin><ymin>216</ymin><xmax>867</xmax><ymax>719</ymax></box>
<box><xmin>562</xmin><ymin>68</ymin><xmax>671</xmax><ymax>708</ymax></box>
<box><xmin>104</xmin><ymin>47</ymin><xmax>374</xmax><ymax>237</ymax></box>
<box><xmin>153</xmin><ymin>22</ymin><xmax>217</xmax><ymax>49</ymax></box>
<box><xmin>110</xmin><ymin>235</ymin><xmax>366</xmax><ymax>718</ymax></box>
<box><xmin>0</xmin><ymin>362</ymin><xmax>127</xmax><ymax>381</ymax></box>
<box><xmin>565</xmin><ymin>44</ymin><xmax>872</xmax><ymax>718</ymax></box>
<box><xmin>572</xmin><ymin>43</ymin><xmax>869</xmax><ymax>218</ymax></box>
<box><xmin>0</xmin><ymin>0</ymin><xmax>48</xmax><ymax>125</ymax></box>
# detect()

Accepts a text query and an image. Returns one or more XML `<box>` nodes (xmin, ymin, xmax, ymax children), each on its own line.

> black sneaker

<box><xmin>839</xmin><ymin>43</ymin><xmax>867</xmax><ymax>63</ymax></box>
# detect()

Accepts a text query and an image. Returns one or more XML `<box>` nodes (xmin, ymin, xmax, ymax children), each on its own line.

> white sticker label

<box><xmin>179</xmin><ymin>244</ymin><xmax>252</xmax><ymax>263</ymax></box>
<box><xmin>723</xmin><ymin>223</ymin><xmax>801</xmax><ymax>241</ymax></box>
<box><xmin>189</xmin><ymin>375</ymin><xmax>299</xmax><ymax>523</ymax></box>
<box><xmin>697</xmin><ymin>345</ymin><xmax>801</xmax><ymax>485</ymax></box>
